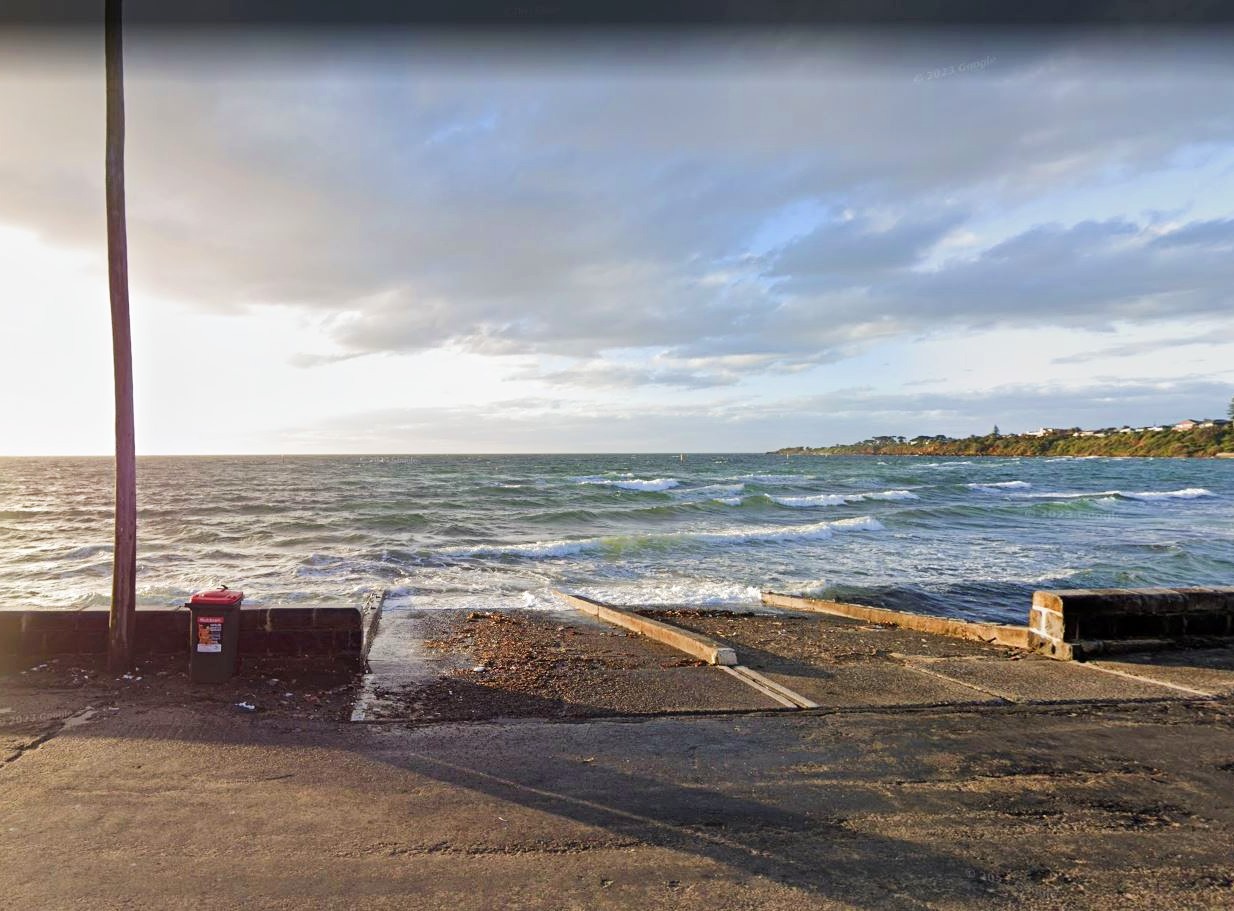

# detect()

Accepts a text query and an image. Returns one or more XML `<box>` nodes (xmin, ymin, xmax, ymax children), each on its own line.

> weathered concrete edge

<box><xmin>359</xmin><ymin>589</ymin><xmax>386</xmax><ymax>665</ymax></box>
<box><xmin>761</xmin><ymin>591</ymin><xmax>1034</xmax><ymax>651</ymax></box>
<box><xmin>551</xmin><ymin>591</ymin><xmax>739</xmax><ymax>666</ymax></box>
<box><xmin>350</xmin><ymin>590</ymin><xmax>389</xmax><ymax>721</ymax></box>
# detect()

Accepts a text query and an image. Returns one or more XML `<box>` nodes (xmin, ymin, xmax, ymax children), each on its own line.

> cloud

<box><xmin>1051</xmin><ymin>324</ymin><xmax>1234</xmax><ymax>364</ymax></box>
<box><xmin>3</xmin><ymin>33</ymin><xmax>1234</xmax><ymax>392</ymax></box>
<box><xmin>280</xmin><ymin>376</ymin><xmax>1234</xmax><ymax>452</ymax></box>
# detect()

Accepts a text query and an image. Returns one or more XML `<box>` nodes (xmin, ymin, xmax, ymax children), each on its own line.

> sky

<box><xmin>1</xmin><ymin>27</ymin><xmax>1233</xmax><ymax>455</ymax></box>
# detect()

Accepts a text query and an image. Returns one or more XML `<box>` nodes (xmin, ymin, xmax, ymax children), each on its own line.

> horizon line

<box><xmin>0</xmin><ymin>450</ymin><xmax>772</xmax><ymax>458</ymax></box>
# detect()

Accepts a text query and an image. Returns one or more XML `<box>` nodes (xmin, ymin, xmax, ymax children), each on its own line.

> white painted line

<box><xmin>1080</xmin><ymin>661</ymin><xmax>1217</xmax><ymax>698</ymax></box>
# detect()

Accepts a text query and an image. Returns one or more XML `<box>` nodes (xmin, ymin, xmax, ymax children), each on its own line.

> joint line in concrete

<box><xmin>1077</xmin><ymin>661</ymin><xmax>1217</xmax><ymax>699</ymax></box>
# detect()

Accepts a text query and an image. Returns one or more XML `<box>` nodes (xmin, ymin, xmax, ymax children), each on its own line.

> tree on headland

<box><xmin>1228</xmin><ymin>396</ymin><xmax>1234</xmax><ymax>421</ymax></box>
<box><xmin>992</xmin><ymin>425</ymin><xmax>1000</xmax><ymax>437</ymax></box>
<box><xmin>105</xmin><ymin>0</ymin><xmax>137</xmax><ymax>672</ymax></box>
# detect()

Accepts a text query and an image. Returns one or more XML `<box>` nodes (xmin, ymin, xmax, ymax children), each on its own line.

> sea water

<box><xmin>1</xmin><ymin>454</ymin><xmax>1231</xmax><ymax>623</ymax></box>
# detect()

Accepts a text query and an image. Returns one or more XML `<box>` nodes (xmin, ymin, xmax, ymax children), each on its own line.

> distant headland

<box><xmin>774</xmin><ymin>417</ymin><xmax>1234</xmax><ymax>459</ymax></box>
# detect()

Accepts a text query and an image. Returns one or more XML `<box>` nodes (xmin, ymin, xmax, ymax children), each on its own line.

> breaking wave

<box><xmin>575</xmin><ymin>476</ymin><xmax>681</xmax><ymax>492</ymax></box>
<box><xmin>967</xmin><ymin>481</ymin><xmax>1032</xmax><ymax>492</ymax></box>
<box><xmin>1017</xmin><ymin>487</ymin><xmax>1215</xmax><ymax>502</ymax></box>
<box><xmin>772</xmin><ymin>489</ymin><xmax>919</xmax><ymax>508</ymax></box>
<box><xmin>438</xmin><ymin>515</ymin><xmax>884</xmax><ymax>560</ymax></box>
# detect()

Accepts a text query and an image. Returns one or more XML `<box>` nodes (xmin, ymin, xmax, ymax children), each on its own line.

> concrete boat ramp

<box><xmin>352</xmin><ymin>592</ymin><xmax>1234</xmax><ymax>722</ymax></box>
<box><xmin>4</xmin><ymin>591</ymin><xmax>1233</xmax><ymax>909</ymax></box>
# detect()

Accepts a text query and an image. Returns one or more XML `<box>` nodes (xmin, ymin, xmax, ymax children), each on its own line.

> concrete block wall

<box><xmin>0</xmin><ymin>605</ymin><xmax>371</xmax><ymax>670</ymax></box>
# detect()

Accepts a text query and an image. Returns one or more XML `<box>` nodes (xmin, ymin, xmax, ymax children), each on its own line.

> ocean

<box><xmin>1</xmin><ymin>454</ymin><xmax>1231</xmax><ymax>623</ymax></box>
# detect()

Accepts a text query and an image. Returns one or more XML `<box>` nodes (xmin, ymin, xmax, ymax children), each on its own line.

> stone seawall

<box><xmin>1031</xmin><ymin>587</ymin><xmax>1234</xmax><ymax>659</ymax></box>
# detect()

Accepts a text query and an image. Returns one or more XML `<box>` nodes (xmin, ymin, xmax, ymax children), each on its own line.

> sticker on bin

<box><xmin>196</xmin><ymin>615</ymin><xmax>224</xmax><ymax>653</ymax></box>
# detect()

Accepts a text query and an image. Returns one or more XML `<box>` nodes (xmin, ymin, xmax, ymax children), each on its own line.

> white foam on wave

<box><xmin>385</xmin><ymin>588</ymin><xmax>566</xmax><ymax>613</ymax></box>
<box><xmin>576</xmin><ymin>476</ymin><xmax>680</xmax><ymax>492</ymax></box>
<box><xmin>1017</xmin><ymin>487</ymin><xmax>1214</xmax><ymax>502</ymax></box>
<box><xmin>574</xmin><ymin>579</ymin><xmax>764</xmax><ymax>608</ymax></box>
<box><xmin>713</xmin><ymin>496</ymin><xmax>743</xmax><ymax>506</ymax></box>
<box><xmin>863</xmin><ymin>489</ymin><xmax>919</xmax><ymax>501</ymax></box>
<box><xmin>437</xmin><ymin>515</ymin><xmax>884</xmax><ymax>560</ymax></box>
<box><xmin>444</xmin><ymin>538</ymin><xmax>594</xmax><ymax>559</ymax></box>
<box><xmin>967</xmin><ymin>481</ymin><xmax>1032</xmax><ymax>491</ymax></box>
<box><xmin>681</xmin><ymin>483</ymin><xmax>745</xmax><ymax>497</ymax></box>
<box><xmin>1123</xmin><ymin>487</ymin><xmax>1215</xmax><ymax>501</ymax></box>
<box><xmin>773</xmin><ymin>489</ymin><xmax>919</xmax><ymax>508</ymax></box>
<box><xmin>774</xmin><ymin>493</ymin><xmax>848</xmax><ymax>508</ymax></box>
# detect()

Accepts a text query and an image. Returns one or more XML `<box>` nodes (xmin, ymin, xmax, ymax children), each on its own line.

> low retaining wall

<box><xmin>0</xmin><ymin>604</ymin><xmax>375</xmax><ymax>671</ymax></box>
<box><xmin>1030</xmin><ymin>587</ymin><xmax>1234</xmax><ymax>659</ymax></box>
<box><xmin>552</xmin><ymin>591</ymin><xmax>738</xmax><ymax>666</ymax></box>
<box><xmin>761</xmin><ymin>591</ymin><xmax>1033</xmax><ymax>650</ymax></box>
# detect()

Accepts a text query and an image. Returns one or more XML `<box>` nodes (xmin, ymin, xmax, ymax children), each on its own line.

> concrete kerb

<box><xmin>761</xmin><ymin>591</ymin><xmax>1034</xmax><ymax>651</ymax></box>
<box><xmin>553</xmin><ymin>592</ymin><xmax>828</xmax><ymax>710</ymax></box>
<box><xmin>551</xmin><ymin>591</ymin><xmax>738</xmax><ymax>666</ymax></box>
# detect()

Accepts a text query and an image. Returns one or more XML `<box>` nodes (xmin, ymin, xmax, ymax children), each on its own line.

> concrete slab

<box><xmin>358</xmin><ymin>609</ymin><xmax>780</xmax><ymax>722</ymax></box>
<box><xmin>2</xmin><ymin>693</ymin><xmax>1233</xmax><ymax>909</ymax></box>
<box><xmin>1091</xmin><ymin>648</ymin><xmax>1234</xmax><ymax>697</ymax></box>
<box><xmin>902</xmin><ymin>656</ymin><xmax>1186</xmax><ymax>704</ymax></box>
<box><xmin>762</xmin><ymin>662</ymin><xmax>1004</xmax><ymax>709</ymax></box>
<box><xmin>353</xmin><ymin>611</ymin><xmax>463</xmax><ymax>721</ymax></box>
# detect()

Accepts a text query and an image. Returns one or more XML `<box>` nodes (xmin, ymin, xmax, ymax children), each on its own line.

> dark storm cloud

<box><xmin>2</xmin><ymin>33</ymin><xmax>1234</xmax><ymax>383</ymax></box>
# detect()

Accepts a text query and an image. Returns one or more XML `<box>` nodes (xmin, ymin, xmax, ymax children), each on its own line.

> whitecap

<box><xmin>1013</xmin><ymin>487</ymin><xmax>1214</xmax><ymax>503</ymax></box>
<box><xmin>577</xmin><ymin>477</ymin><xmax>680</xmax><ymax>492</ymax></box>
<box><xmin>967</xmin><ymin>481</ymin><xmax>1032</xmax><ymax>491</ymax></box>
<box><xmin>1123</xmin><ymin>487</ymin><xmax>1214</xmax><ymax>501</ymax></box>
<box><xmin>681</xmin><ymin>483</ymin><xmax>745</xmax><ymax>497</ymax></box>
<box><xmin>434</xmin><ymin>515</ymin><xmax>883</xmax><ymax>561</ymax></box>
<box><xmin>861</xmin><ymin>489</ymin><xmax>919</xmax><ymax>501</ymax></box>
<box><xmin>573</xmin><ymin>580</ymin><xmax>764</xmax><ymax>608</ymax></box>
<box><xmin>773</xmin><ymin>489</ymin><xmax>919</xmax><ymax>508</ymax></box>
<box><xmin>773</xmin><ymin>494</ymin><xmax>849</xmax><ymax>508</ymax></box>
<box><xmin>443</xmin><ymin>538</ymin><xmax>595</xmax><ymax>559</ymax></box>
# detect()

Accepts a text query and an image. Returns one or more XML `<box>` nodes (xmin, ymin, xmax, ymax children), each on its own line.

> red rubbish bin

<box><xmin>188</xmin><ymin>587</ymin><xmax>244</xmax><ymax>682</ymax></box>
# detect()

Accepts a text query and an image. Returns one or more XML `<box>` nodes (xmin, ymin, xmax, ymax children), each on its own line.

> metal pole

<box><xmin>105</xmin><ymin>0</ymin><xmax>137</xmax><ymax>672</ymax></box>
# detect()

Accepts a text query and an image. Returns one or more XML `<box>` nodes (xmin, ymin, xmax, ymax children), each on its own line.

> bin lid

<box><xmin>189</xmin><ymin>587</ymin><xmax>244</xmax><ymax>606</ymax></box>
